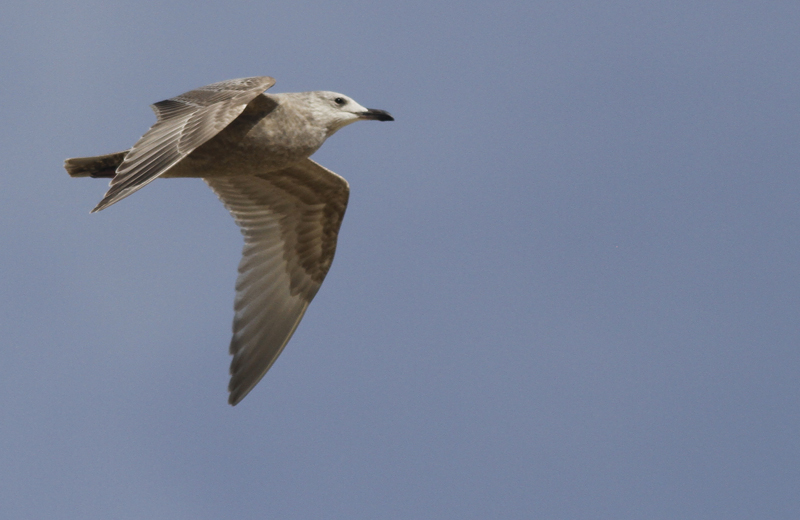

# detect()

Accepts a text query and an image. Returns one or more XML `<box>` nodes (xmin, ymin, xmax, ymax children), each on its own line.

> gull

<box><xmin>65</xmin><ymin>76</ymin><xmax>394</xmax><ymax>405</ymax></box>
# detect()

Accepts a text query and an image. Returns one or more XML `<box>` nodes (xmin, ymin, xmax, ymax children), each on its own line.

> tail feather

<box><xmin>64</xmin><ymin>150</ymin><xmax>128</xmax><ymax>178</ymax></box>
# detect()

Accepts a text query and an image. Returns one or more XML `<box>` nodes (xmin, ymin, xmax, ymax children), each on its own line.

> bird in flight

<box><xmin>65</xmin><ymin>76</ymin><xmax>394</xmax><ymax>405</ymax></box>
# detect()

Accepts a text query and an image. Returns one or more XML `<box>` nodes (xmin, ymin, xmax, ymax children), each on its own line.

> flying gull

<box><xmin>65</xmin><ymin>76</ymin><xmax>394</xmax><ymax>405</ymax></box>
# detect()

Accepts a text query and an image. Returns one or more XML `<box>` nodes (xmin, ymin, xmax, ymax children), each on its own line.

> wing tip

<box><xmin>90</xmin><ymin>193</ymin><xmax>118</xmax><ymax>213</ymax></box>
<box><xmin>228</xmin><ymin>392</ymin><xmax>243</xmax><ymax>406</ymax></box>
<box><xmin>227</xmin><ymin>380</ymin><xmax>252</xmax><ymax>406</ymax></box>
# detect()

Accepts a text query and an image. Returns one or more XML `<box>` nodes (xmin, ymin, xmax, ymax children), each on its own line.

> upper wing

<box><xmin>204</xmin><ymin>158</ymin><xmax>350</xmax><ymax>405</ymax></box>
<box><xmin>92</xmin><ymin>76</ymin><xmax>276</xmax><ymax>212</ymax></box>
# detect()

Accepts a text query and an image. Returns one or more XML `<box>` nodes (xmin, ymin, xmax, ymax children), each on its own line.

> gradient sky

<box><xmin>2</xmin><ymin>1</ymin><xmax>799</xmax><ymax>518</ymax></box>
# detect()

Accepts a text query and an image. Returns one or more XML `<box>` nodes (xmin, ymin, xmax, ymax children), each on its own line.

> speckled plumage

<box><xmin>65</xmin><ymin>76</ymin><xmax>393</xmax><ymax>405</ymax></box>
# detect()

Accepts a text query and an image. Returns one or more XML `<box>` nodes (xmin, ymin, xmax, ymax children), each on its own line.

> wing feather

<box><xmin>92</xmin><ymin>76</ymin><xmax>275</xmax><ymax>212</ymax></box>
<box><xmin>205</xmin><ymin>158</ymin><xmax>350</xmax><ymax>405</ymax></box>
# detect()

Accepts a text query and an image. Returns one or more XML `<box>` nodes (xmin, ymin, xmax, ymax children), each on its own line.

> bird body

<box><xmin>65</xmin><ymin>76</ymin><xmax>393</xmax><ymax>405</ymax></box>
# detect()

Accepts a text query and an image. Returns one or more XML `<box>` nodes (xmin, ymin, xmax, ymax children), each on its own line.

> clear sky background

<box><xmin>1</xmin><ymin>1</ymin><xmax>799</xmax><ymax>518</ymax></box>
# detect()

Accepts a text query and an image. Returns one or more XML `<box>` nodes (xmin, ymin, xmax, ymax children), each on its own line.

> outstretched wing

<box><xmin>204</xmin><ymin>159</ymin><xmax>350</xmax><ymax>405</ymax></box>
<box><xmin>92</xmin><ymin>76</ymin><xmax>276</xmax><ymax>212</ymax></box>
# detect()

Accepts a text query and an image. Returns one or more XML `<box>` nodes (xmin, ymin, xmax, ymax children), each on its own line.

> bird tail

<box><xmin>64</xmin><ymin>150</ymin><xmax>128</xmax><ymax>178</ymax></box>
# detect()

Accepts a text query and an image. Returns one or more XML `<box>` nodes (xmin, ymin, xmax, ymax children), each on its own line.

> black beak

<box><xmin>359</xmin><ymin>108</ymin><xmax>394</xmax><ymax>122</ymax></box>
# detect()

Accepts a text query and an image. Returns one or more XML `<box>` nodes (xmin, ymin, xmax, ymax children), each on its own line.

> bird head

<box><xmin>307</xmin><ymin>91</ymin><xmax>394</xmax><ymax>135</ymax></box>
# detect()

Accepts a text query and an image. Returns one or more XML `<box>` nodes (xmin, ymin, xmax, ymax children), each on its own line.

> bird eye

<box><xmin>334</xmin><ymin>97</ymin><xmax>346</xmax><ymax>105</ymax></box>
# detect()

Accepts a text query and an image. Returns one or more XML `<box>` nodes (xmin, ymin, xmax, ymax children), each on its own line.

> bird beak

<box><xmin>359</xmin><ymin>108</ymin><xmax>394</xmax><ymax>121</ymax></box>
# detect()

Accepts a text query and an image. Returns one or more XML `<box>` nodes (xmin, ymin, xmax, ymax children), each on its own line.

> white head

<box><xmin>301</xmin><ymin>91</ymin><xmax>394</xmax><ymax>135</ymax></box>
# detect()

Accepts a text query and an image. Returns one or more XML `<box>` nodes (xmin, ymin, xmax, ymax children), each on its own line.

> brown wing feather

<box><xmin>204</xmin><ymin>158</ymin><xmax>350</xmax><ymax>405</ymax></box>
<box><xmin>92</xmin><ymin>76</ymin><xmax>276</xmax><ymax>212</ymax></box>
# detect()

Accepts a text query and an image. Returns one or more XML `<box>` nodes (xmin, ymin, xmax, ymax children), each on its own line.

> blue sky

<box><xmin>1</xmin><ymin>1</ymin><xmax>799</xmax><ymax>518</ymax></box>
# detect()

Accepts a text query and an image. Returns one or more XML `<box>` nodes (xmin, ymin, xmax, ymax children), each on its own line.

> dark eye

<box><xmin>334</xmin><ymin>97</ymin><xmax>346</xmax><ymax>105</ymax></box>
